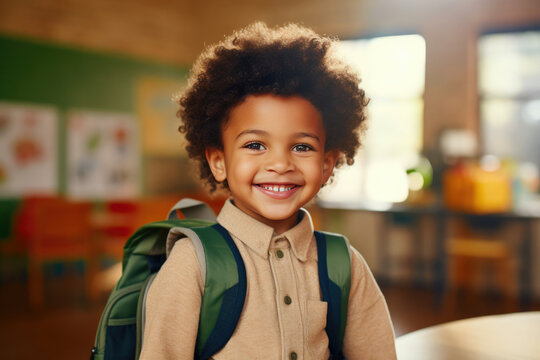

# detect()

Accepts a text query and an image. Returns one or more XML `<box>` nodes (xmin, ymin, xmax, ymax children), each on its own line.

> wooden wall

<box><xmin>1</xmin><ymin>0</ymin><xmax>539</xmax><ymax>149</ymax></box>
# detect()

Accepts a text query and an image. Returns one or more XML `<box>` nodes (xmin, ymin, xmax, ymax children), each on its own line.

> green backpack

<box><xmin>90</xmin><ymin>199</ymin><xmax>351</xmax><ymax>360</ymax></box>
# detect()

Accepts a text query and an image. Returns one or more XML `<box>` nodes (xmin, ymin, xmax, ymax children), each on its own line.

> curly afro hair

<box><xmin>178</xmin><ymin>22</ymin><xmax>368</xmax><ymax>192</ymax></box>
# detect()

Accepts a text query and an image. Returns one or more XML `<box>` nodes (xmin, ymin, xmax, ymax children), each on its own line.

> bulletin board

<box><xmin>0</xmin><ymin>102</ymin><xmax>58</xmax><ymax>196</ymax></box>
<box><xmin>0</xmin><ymin>34</ymin><xmax>189</xmax><ymax>197</ymax></box>
<box><xmin>136</xmin><ymin>76</ymin><xmax>187</xmax><ymax>156</ymax></box>
<box><xmin>67</xmin><ymin>110</ymin><xmax>140</xmax><ymax>199</ymax></box>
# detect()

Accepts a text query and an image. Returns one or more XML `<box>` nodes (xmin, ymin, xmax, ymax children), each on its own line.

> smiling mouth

<box><xmin>256</xmin><ymin>184</ymin><xmax>297</xmax><ymax>192</ymax></box>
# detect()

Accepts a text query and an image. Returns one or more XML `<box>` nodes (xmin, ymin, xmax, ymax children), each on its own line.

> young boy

<box><xmin>141</xmin><ymin>23</ymin><xmax>396</xmax><ymax>359</ymax></box>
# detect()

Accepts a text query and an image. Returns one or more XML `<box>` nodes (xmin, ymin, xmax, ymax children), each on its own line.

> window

<box><xmin>319</xmin><ymin>34</ymin><xmax>426</xmax><ymax>204</ymax></box>
<box><xmin>479</xmin><ymin>29</ymin><xmax>540</xmax><ymax>170</ymax></box>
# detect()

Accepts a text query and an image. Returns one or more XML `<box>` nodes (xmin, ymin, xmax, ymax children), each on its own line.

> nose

<box><xmin>264</xmin><ymin>149</ymin><xmax>295</xmax><ymax>174</ymax></box>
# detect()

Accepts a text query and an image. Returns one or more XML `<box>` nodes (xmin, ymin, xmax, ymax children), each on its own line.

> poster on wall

<box><xmin>67</xmin><ymin>110</ymin><xmax>140</xmax><ymax>199</ymax></box>
<box><xmin>0</xmin><ymin>102</ymin><xmax>58</xmax><ymax>197</ymax></box>
<box><xmin>136</xmin><ymin>76</ymin><xmax>187</xmax><ymax>157</ymax></box>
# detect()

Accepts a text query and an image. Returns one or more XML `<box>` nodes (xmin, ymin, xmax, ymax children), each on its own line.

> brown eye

<box><xmin>292</xmin><ymin>144</ymin><xmax>313</xmax><ymax>152</ymax></box>
<box><xmin>244</xmin><ymin>142</ymin><xmax>266</xmax><ymax>150</ymax></box>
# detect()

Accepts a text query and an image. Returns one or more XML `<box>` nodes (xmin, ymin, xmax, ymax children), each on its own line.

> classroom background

<box><xmin>1</xmin><ymin>0</ymin><xmax>540</xmax><ymax>359</ymax></box>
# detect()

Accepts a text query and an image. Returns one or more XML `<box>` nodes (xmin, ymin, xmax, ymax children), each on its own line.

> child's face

<box><xmin>206</xmin><ymin>94</ymin><xmax>337</xmax><ymax>233</ymax></box>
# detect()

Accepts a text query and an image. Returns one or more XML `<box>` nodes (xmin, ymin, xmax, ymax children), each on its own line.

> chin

<box><xmin>259</xmin><ymin>208</ymin><xmax>298</xmax><ymax>221</ymax></box>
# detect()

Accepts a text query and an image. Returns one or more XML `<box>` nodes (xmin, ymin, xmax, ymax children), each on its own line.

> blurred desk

<box><xmin>318</xmin><ymin>199</ymin><xmax>540</xmax><ymax>306</ymax></box>
<box><xmin>396</xmin><ymin>312</ymin><xmax>540</xmax><ymax>359</ymax></box>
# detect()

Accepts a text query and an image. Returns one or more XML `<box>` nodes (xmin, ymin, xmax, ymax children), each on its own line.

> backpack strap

<box><xmin>314</xmin><ymin>231</ymin><xmax>351</xmax><ymax>360</ymax></box>
<box><xmin>138</xmin><ymin>212</ymin><xmax>348</xmax><ymax>359</ymax></box>
<box><xmin>167</xmin><ymin>198</ymin><xmax>217</xmax><ymax>222</ymax></box>
<box><xmin>167</xmin><ymin>223</ymin><xmax>247</xmax><ymax>360</ymax></box>
<box><xmin>130</xmin><ymin>219</ymin><xmax>215</xmax><ymax>359</ymax></box>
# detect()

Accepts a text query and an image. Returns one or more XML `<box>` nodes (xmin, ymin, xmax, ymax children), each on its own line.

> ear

<box><xmin>322</xmin><ymin>150</ymin><xmax>339</xmax><ymax>184</ymax></box>
<box><xmin>205</xmin><ymin>148</ymin><xmax>227</xmax><ymax>182</ymax></box>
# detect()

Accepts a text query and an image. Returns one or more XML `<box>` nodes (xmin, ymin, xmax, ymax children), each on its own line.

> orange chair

<box><xmin>444</xmin><ymin>217</ymin><xmax>517</xmax><ymax>313</ymax></box>
<box><xmin>133</xmin><ymin>196</ymin><xmax>180</xmax><ymax>228</ymax></box>
<box><xmin>94</xmin><ymin>200</ymin><xmax>139</xmax><ymax>260</ymax></box>
<box><xmin>25</xmin><ymin>197</ymin><xmax>96</xmax><ymax>309</ymax></box>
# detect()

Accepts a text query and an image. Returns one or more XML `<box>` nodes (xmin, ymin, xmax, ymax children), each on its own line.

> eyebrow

<box><xmin>235</xmin><ymin>129</ymin><xmax>321</xmax><ymax>143</ymax></box>
<box><xmin>235</xmin><ymin>129</ymin><xmax>268</xmax><ymax>140</ymax></box>
<box><xmin>294</xmin><ymin>132</ymin><xmax>321</xmax><ymax>143</ymax></box>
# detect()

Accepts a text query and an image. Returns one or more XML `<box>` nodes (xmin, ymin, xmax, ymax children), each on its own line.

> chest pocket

<box><xmin>306</xmin><ymin>300</ymin><xmax>329</xmax><ymax>358</ymax></box>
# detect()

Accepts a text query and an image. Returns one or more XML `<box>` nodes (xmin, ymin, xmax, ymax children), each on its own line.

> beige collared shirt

<box><xmin>141</xmin><ymin>200</ymin><xmax>396</xmax><ymax>359</ymax></box>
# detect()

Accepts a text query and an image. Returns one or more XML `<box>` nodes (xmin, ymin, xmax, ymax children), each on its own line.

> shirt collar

<box><xmin>217</xmin><ymin>199</ymin><xmax>315</xmax><ymax>261</ymax></box>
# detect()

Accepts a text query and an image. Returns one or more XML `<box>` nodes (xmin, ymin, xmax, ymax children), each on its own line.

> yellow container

<box><xmin>443</xmin><ymin>163</ymin><xmax>512</xmax><ymax>213</ymax></box>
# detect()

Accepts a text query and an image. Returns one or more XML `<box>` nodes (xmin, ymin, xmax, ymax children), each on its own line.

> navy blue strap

<box><xmin>197</xmin><ymin>224</ymin><xmax>247</xmax><ymax>360</ymax></box>
<box><xmin>145</xmin><ymin>254</ymin><xmax>167</xmax><ymax>273</ymax></box>
<box><xmin>315</xmin><ymin>231</ymin><xmax>346</xmax><ymax>360</ymax></box>
<box><xmin>195</xmin><ymin>225</ymin><xmax>345</xmax><ymax>359</ymax></box>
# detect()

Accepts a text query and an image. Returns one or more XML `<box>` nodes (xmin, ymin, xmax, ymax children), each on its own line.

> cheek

<box><xmin>300</xmin><ymin>158</ymin><xmax>326</xmax><ymax>186</ymax></box>
<box><xmin>230</xmin><ymin>157</ymin><xmax>259</xmax><ymax>182</ymax></box>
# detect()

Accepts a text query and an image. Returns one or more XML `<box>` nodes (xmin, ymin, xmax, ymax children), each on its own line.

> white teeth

<box><xmin>261</xmin><ymin>185</ymin><xmax>294</xmax><ymax>192</ymax></box>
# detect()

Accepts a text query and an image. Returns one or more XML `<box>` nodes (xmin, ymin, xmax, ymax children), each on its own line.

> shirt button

<box><xmin>276</xmin><ymin>250</ymin><xmax>284</xmax><ymax>258</ymax></box>
<box><xmin>290</xmin><ymin>351</ymin><xmax>298</xmax><ymax>360</ymax></box>
<box><xmin>284</xmin><ymin>295</ymin><xmax>292</xmax><ymax>305</ymax></box>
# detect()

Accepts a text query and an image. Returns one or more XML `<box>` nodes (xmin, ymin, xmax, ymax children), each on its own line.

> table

<box><xmin>396</xmin><ymin>312</ymin><xmax>540</xmax><ymax>359</ymax></box>
<box><xmin>318</xmin><ymin>199</ymin><xmax>540</xmax><ymax>306</ymax></box>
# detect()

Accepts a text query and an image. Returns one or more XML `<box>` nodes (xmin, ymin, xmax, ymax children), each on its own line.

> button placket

<box><xmin>269</xmin><ymin>237</ymin><xmax>303</xmax><ymax>360</ymax></box>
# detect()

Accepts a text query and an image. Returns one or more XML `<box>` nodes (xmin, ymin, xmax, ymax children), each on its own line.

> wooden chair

<box><xmin>25</xmin><ymin>197</ymin><xmax>97</xmax><ymax>309</ymax></box>
<box><xmin>133</xmin><ymin>196</ymin><xmax>179</xmax><ymax>228</ymax></box>
<box><xmin>94</xmin><ymin>200</ymin><xmax>139</xmax><ymax>260</ymax></box>
<box><xmin>444</xmin><ymin>217</ymin><xmax>517</xmax><ymax>313</ymax></box>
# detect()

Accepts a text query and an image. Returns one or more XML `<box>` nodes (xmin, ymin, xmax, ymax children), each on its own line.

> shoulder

<box><xmin>349</xmin><ymin>245</ymin><xmax>371</xmax><ymax>280</ymax></box>
<box><xmin>153</xmin><ymin>237</ymin><xmax>204</xmax><ymax>291</ymax></box>
<box><xmin>169</xmin><ymin>235</ymin><xmax>198</xmax><ymax>259</ymax></box>
<box><xmin>321</xmin><ymin>232</ymin><xmax>382</xmax><ymax>299</ymax></box>
<box><xmin>346</xmin><ymin>243</ymin><xmax>386</xmax><ymax>310</ymax></box>
<box><xmin>317</xmin><ymin>231</ymin><xmax>370</xmax><ymax>279</ymax></box>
